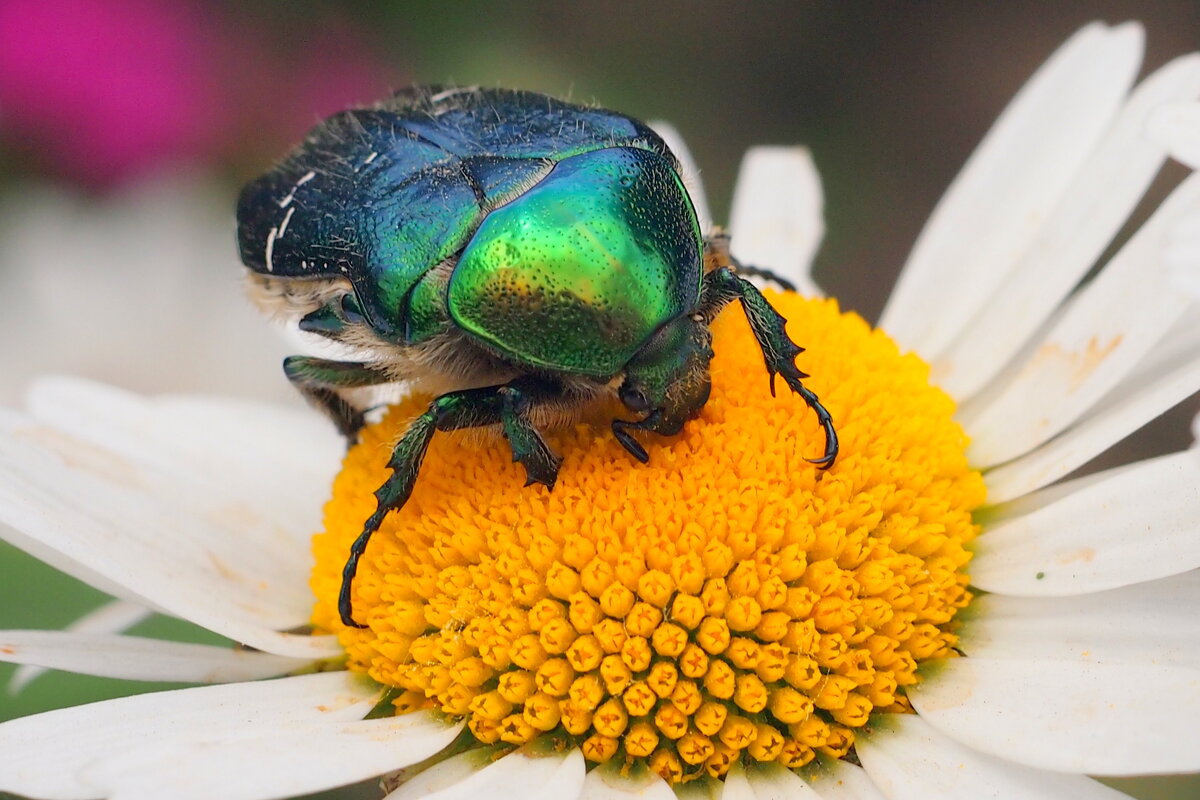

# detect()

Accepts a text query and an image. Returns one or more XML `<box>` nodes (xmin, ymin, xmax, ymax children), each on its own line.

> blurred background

<box><xmin>0</xmin><ymin>2</ymin><xmax>1198</xmax><ymax>798</ymax></box>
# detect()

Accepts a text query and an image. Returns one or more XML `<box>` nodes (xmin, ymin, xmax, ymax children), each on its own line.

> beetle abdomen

<box><xmin>448</xmin><ymin>146</ymin><xmax>704</xmax><ymax>377</ymax></box>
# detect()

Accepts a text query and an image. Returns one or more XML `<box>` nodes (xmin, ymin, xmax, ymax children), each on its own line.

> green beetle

<box><xmin>237</xmin><ymin>87</ymin><xmax>837</xmax><ymax>628</ymax></box>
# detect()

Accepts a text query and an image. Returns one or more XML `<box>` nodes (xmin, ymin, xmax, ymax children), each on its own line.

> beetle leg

<box><xmin>339</xmin><ymin>379</ymin><xmax>561</xmax><ymax>628</ymax></box>
<box><xmin>698</xmin><ymin>267</ymin><xmax>838</xmax><ymax>469</ymax></box>
<box><xmin>283</xmin><ymin>356</ymin><xmax>392</xmax><ymax>440</ymax></box>
<box><xmin>499</xmin><ymin>379</ymin><xmax>562</xmax><ymax>489</ymax></box>
<box><xmin>705</xmin><ymin>231</ymin><xmax>798</xmax><ymax>292</ymax></box>
<box><xmin>340</xmin><ymin>386</ymin><xmax>504</xmax><ymax>627</ymax></box>
<box><xmin>727</xmin><ymin>256</ymin><xmax>799</xmax><ymax>293</ymax></box>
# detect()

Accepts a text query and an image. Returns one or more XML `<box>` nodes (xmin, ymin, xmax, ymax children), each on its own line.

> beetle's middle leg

<box><xmin>283</xmin><ymin>355</ymin><xmax>393</xmax><ymax>440</ymax></box>
<box><xmin>339</xmin><ymin>377</ymin><xmax>562</xmax><ymax>628</ymax></box>
<box><xmin>698</xmin><ymin>267</ymin><xmax>838</xmax><ymax>468</ymax></box>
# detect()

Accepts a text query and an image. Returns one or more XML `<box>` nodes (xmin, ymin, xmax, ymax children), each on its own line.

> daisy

<box><xmin>2</xmin><ymin>20</ymin><xmax>1200</xmax><ymax>800</ymax></box>
<box><xmin>0</xmin><ymin>175</ymin><xmax>297</xmax><ymax>406</ymax></box>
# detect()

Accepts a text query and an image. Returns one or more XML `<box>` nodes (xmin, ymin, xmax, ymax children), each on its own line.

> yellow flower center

<box><xmin>310</xmin><ymin>293</ymin><xmax>985</xmax><ymax>783</ymax></box>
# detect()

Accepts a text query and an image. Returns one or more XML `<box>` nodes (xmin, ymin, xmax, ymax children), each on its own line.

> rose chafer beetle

<box><xmin>237</xmin><ymin>87</ymin><xmax>837</xmax><ymax>628</ymax></box>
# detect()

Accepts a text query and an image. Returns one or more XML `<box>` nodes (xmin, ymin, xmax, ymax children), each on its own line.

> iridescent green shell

<box><xmin>236</xmin><ymin>87</ymin><xmax>703</xmax><ymax>376</ymax></box>
<box><xmin>448</xmin><ymin>147</ymin><xmax>701</xmax><ymax>375</ymax></box>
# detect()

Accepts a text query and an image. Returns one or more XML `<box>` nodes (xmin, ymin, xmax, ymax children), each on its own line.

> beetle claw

<box><xmin>518</xmin><ymin>452</ymin><xmax>561</xmax><ymax>490</ymax></box>
<box><xmin>499</xmin><ymin>385</ymin><xmax>561</xmax><ymax>490</ymax></box>
<box><xmin>702</xmin><ymin>267</ymin><xmax>839</xmax><ymax>469</ymax></box>
<box><xmin>806</xmin><ymin>452</ymin><xmax>837</xmax><ymax>468</ymax></box>
<box><xmin>778</xmin><ymin>370</ymin><xmax>839</xmax><ymax>471</ymax></box>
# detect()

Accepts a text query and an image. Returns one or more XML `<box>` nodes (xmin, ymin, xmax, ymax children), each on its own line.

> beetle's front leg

<box><xmin>705</xmin><ymin>231</ymin><xmax>798</xmax><ymax>292</ymax></box>
<box><xmin>699</xmin><ymin>267</ymin><xmax>838</xmax><ymax>468</ymax></box>
<box><xmin>339</xmin><ymin>380</ymin><xmax>561</xmax><ymax>628</ymax></box>
<box><xmin>499</xmin><ymin>377</ymin><xmax>563</xmax><ymax>489</ymax></box>
<box><xmin>726</xmin><ymin>260</ymin><xmax>798</xmax><ymax>292</ymax></box>
<box><xmin>283</xmin><ymin>356</ymin><xmax>393</xmax><ymax>440</ymax></box>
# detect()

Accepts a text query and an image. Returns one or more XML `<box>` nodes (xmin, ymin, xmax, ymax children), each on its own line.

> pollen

<box><xmin>310</xmin><ymin>293</ymin><xmax>985</xmax><ymax>784</ymax></box>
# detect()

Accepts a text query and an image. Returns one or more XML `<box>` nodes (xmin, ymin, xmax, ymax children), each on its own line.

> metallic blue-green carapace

<box><xmin>451</xmin><ymin>146</ymin><xmax>701</xmax><ymax>375</ymax></box>
<box><xmin>235</xmin><ymin>86</ymin><xmax>837</xmax><ymax>628</ymax></box>
<box><xmin>236</xmin><ymin>87</ymin><xmax>686</xmax><ymax>344</ymax></box>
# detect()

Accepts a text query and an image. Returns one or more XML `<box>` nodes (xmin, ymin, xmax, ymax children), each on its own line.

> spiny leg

<box><xmin>500</xmin><ymin>378</ymin><xmax>563</xmax><ymax>488</ymax></box>
<box><xmin>699</xmin><ymin>266</ymin><xmax>838</xmax><ymax>468</ymax></box>
<box><xmin>728</xmin><ymin>256</ymin><xmax>799</xmax><ymax>293</ymax></box>
<box><xmin>283</xmin><ymin>356</ymin><xmax>392</xmax><ymax>440</ymax></box>
<box><xmin>704</xmin><ymin>230</ymin><xmax>798</xmax><ymax>292</ymax></box>
<box><xmin>340</xmin><ymin>387</ymin><xmax>499</xmax><ymax>628</ymax></box>
<box><xmin>339</xmin><ymin>379</ymin><xmax>562</xmax><ymax>628</ymax></box>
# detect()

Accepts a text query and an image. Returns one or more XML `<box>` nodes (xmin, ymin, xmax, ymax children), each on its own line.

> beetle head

<box><xmin>613</xmin><ymin>315</ymin><xmax>714</xmax><ymax>462</ymax></box>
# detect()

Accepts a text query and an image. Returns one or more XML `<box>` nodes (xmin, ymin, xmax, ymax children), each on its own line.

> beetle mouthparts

<box><xmin>611</xmin><ymin>416</ymin><xmax>654</xmax><ymax>463</ymax></box>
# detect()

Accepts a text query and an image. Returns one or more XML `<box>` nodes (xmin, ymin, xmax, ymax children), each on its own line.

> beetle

<box><xmin>236</xmin><ymin>87</ymin><xmax>837</xmax><ymax>628</ymax></box>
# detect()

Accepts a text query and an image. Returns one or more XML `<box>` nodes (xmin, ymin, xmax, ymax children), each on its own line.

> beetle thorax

<box><xmin>446</xmin><ymin>146</ymin><xmax>704</xmax><ymax>378</ymax></box>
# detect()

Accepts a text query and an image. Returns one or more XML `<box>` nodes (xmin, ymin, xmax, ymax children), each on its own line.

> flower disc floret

<box><xmin>311</xmin><ymin>293</ymin><xmax>985</xmax><ymax>783</ymax></box>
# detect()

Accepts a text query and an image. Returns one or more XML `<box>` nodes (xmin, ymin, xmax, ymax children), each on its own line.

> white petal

<box><xmin>675</xmin><ymin>780</ymin><xmax>721</xmax><ymax>800</ymax></box>
<box><xmin>0</xmin><ymin>630</ymin><xmax>311</xmax><ymax>683</ymax></box>
<box><xmin>910</xmin><ymin>656</ymin><xmax>1200</xmax><ymax>774</ymax></box>
<box><xmin>983</xmin><ymin>311</ymin><xmax>1200</xmax><ymax>501</ymax></box>
<box><xmin>581</xmin><ymin>760</ymin><xmax>676</xmax><ymax>800</ymax></box>
<box><xmin>1165</xmin><ymin>208</ymin><xmax>1200</xmax><ymax>298</ymax></box>
<box><xmin>728</xmin><ymin>146</ymin><xmax>824</xmax><ymax>297</ymax></box>
<box><xmin>720</xmin><ymin>762</ymin><xmax>759</xmax><ymax>800</ymax></box>
<box><xmin>1147</xmin><ymin>100</ymin><xmax>1200</xmax><ymax>168</ymax></box>
<box><xmin>384</xmin><ymin>748</ymin><xmax>491</xmax><ymax>799</ymax></box>
<box><xmin>972</xmin><ymin>450</ymin><xmax>1200</xmax><ymax>594</ymax></box>
<box><xmin>960</xmin><ymin>571</ymin><xmax>1200</xmax><ymax>668</ymax></box>
<box><xmin>806</xmin><ymin>759</ymin><xmax>887</xmax><ymax>800</ymax></box>
<box><xmin>0</xmin><ymin>406</ymin><xmax>340</xmax><ymax>658</ymax></box>
<box><xmin>10</xmin><ymin>598</ymin><xmax>151</xmax><ymax>692</ymax></box>
<box><xmin>392</xmin><ymin>747</ymin><xmax>585</xmax><ymax>800</ymax></box>
<box><xmin>858</xmin><ymin>713</ymin><xmax>1133</xmax><ymax>800</ymax></box>
<box><xmin>722</xmin><ymin>761</ymin><xmax>822</xmax><ymax>800</ymax></box>
<box><xmin>880</xmin><ymin>22</ymin><xmax>1144</xmax><ymax>356</ymax></box>
<box><xmin>82</xmin><ymin>712</ymin><xmax>461</xmax><ymax>800</ymax></box>
<box><xmin>0</xmin><ymin>178</ymin><xmax>296</xmax><ymax>408</ymax></box>
<box><xmin>961</xmin><ymin>170</ymin><xmax>1200</xmax><ymax>466</ymax></box>
<box><xmin>28</xmin><ymin>376</ymin><xmax>341</xmax><ymax>540</ymax></box>
<box><xmin>932</xmin><ymin>53</ymin><xmax>1200</xmax><ymax>399</ymax></box>
<box><xmin>0</xmin><ymin>671</ymin><xmax>378</xmax><ymax>799</ymax></box>
<box><xmin>651</xmin><ymin>120</ymin><xmax>713</xmax><ymax>236</ymax></box>
<box><xmin>0</xmin><ymin>516</ymin><xmax>142</xmax><ymax>605</ymax></box>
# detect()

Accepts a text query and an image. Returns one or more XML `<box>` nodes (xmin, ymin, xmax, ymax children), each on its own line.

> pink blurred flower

<box><xmin>0</xmin><ymin>0</ymin><xmax>396</xmax><ymax>187</ymax></box>
<box><xmin>0</xmin><ymin>0</ymin><xmax>229</xmax><ymax>184</ymax></box>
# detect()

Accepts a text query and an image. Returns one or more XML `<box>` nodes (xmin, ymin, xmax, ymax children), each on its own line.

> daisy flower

<box><xmin>2</xmin><ymin>20</ymin><xmax>1200</xmax><ymax>800</ymax></box>
<box><xmin>0</xmin><ymin>175</ymin><xmax>296</xmax><ymax>406</ymax></box>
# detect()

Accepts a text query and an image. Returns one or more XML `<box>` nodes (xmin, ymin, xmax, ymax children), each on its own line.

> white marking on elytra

<box><xmin>277</xmin><ymin>170</ymin><xmax>317</xmax><ymax>208</ymax></box>
<box><xmin>364</xmin><ymin>151</ymin><xmax>379</xmax><ymax>165</ymax></box>
<box><xmin>265</xmin><ymin>227</ymin><xmax>278</xmax><ymax>272</ymax></box>
<box><xmin>277</xmin><ymin>206</ymin><xmax>296</xmax><ymax>238</ymax></box>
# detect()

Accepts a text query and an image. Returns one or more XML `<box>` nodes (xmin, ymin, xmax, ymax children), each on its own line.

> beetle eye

<box><xmin>338</xmin><ymin>293</ymin><xmax>367</xmax><ymax>325</ymax></box>
<box><xmin>620</xmin><ymin>385</ymin><xmax>650</xmax><ymax>413</ymax></box>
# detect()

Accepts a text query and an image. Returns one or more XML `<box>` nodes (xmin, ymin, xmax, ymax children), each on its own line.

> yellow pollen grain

<box><xmin>310</xmin><ymin>294</ymin><xmax>985</xmax><ymax>785</ymax></box>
